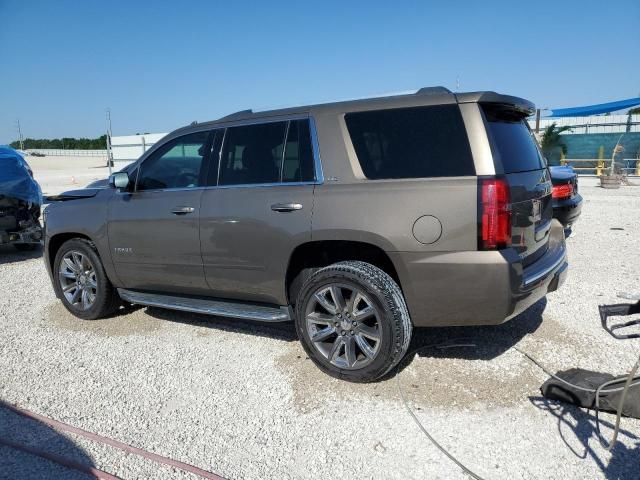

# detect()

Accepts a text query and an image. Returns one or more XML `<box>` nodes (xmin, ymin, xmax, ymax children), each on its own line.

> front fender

<box><xmin>44</xmin><ymin>190</ymin><xmax>121</xmax><ymax>287</ymax></box>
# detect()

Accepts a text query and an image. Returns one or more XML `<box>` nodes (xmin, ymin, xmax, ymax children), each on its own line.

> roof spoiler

<box><xmin>456</xmin><ymin>91</ymin><xmax>535</xmax><ymax>115</ymax></box>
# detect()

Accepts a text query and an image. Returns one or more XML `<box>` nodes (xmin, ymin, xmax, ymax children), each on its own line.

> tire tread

<box><xmin>295</xmin><ymin>260</ymin><xmax>412</xmax><ymax>382</ymax></box>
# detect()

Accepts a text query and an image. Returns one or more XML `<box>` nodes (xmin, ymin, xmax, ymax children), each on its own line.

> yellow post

<box><xmin>636</xmin><ymin>158</ymin><xmax>640</xmax><ymax>176</ymax></box>
<box><xmin>597</xmin><ymin>145</ymin><xmax>604</xmax><ymax>176</ymax></box>
<box><xmin>560</xmin><ymin>151</ymin><xmax>566</xmax><ymax>166</ymax></box>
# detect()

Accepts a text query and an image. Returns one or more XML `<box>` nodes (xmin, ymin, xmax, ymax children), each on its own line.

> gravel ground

<box><xmin>1</xmin><ymin>174</ymin><xmax>639</xmax><ymax>479</ymax></box>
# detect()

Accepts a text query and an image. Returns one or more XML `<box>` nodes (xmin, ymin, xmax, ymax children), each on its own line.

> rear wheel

<box><xmin>53</xmin><ymin>238</ymin><xmax>120</xmax><ymax>320</ymax></box>
<box><xmin>295</xmin><ymin>261</ymin><xmax>412</xmax><ymax>382</ymax></box>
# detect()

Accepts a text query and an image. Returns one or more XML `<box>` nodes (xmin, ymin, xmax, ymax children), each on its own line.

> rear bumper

<box><xmin>552</xmin><ymin>193</ymin><xmax>582</xmax><ymax>227</ymax></box>
<box><xmin>389</xmin><ymin>220</ymin><xmax>568</xmax><ymax>327</ymax></box>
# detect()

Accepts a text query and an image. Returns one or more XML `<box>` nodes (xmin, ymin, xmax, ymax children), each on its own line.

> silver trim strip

<box><xmin>280</xmin><ymin>121</ymin><xmax>290</xmax><ymax>182</ymax></box>
<box><xmin>216</xmin><ymin>127</ymin><xmax>227</xmax><ymax>186</ymax></box>
<box><xmin>118</xmin><ymin>289</ymin><xmax>292</xmax><ymax>322</ymax></box>
<box><xmin>205</xmin><ymin>181</ymin><xmax>317</xmax><ymax>190</ymax></box>
<box><xmin>309</xmin><ymin>116</ymin><xmax>325</xmax><ymax>184</ymax></box>
<box><xmin>118</xmin><ymin>181</ymin><xmax>319</xmax><ymax>195</ymax></box>
<box><xmin>128</xmin><ymin>116</ymin><xmax>324</xmax><ymax>194</ymax></box>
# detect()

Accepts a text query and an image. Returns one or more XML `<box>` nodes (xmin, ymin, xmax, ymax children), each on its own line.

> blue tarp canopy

<box><xmin>549</xmin><ymin>97</ymin><xmax>640</xmax><ymax>117</ymax></box>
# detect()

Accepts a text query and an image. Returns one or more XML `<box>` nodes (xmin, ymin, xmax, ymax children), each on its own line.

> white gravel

<box><xmin>1</xmin><ymin>175</ymin><xmax>639</xmax><ymax>479</ymax></box>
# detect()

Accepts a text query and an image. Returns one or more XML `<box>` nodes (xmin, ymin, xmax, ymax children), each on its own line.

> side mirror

<box><xmin>109</xmin><ymin>172</ymin><xmax>131</xmax><ymax>190</ymax></box>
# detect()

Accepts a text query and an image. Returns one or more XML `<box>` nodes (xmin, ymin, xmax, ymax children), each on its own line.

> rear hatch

<box><xmin>482</xmin><ymin>103</ymin><xmax>552</xmax><ymax>266</ymax></box>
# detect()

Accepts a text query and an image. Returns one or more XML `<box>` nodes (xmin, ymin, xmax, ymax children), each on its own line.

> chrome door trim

<box><xmin>309</xmin><ymin>115</ymin><xmax>325</xmax><ymax>184</ymax></box>
<box><xmin>129</xmin><ymin>114</ymin><xmax>324</xmax><ymax>193</ymax></box>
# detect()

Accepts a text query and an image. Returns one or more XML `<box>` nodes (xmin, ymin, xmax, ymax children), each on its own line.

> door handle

<box><xmin>171</xmin><ymin>206</ymin><xmax>195</xmax><ymax>215</ymax></box>
<box><xmin>271</xmin><ymin>203</ymin><xmax>303</xmax><ymax>212</ymax></box>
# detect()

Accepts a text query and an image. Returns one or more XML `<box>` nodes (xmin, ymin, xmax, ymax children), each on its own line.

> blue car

<box><xmin>549</xmin><ymin>165</ymin><xmax>583</xmax><ymax>232</ymax></box>
<box><xmin>0</xmin><ymin>146</ymin><xmax>43</xmax><ymax>250</ymax></box>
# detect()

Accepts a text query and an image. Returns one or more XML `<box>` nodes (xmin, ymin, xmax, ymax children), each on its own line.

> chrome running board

<box><xmin>117</xmin><ymin>289</ymin><xmax>292</xmax><ymax>322</ymax></box>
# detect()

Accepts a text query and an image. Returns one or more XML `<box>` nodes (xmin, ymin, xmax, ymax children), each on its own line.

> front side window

<box><xmin>345</xmin><ymin>105</ymin><xmax>475</xmax><ymax>179</ymax></box>
<box><xmin>137</xmin><ymin>131</ymin><xmax>210</xmax><ymax>191</ymax></box>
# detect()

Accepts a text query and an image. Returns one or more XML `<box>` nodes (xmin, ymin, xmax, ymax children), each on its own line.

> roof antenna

<box><xmin>456</xmin><ymin>76</ymin><xmax>460</xmax><ymax>92</ymax></box>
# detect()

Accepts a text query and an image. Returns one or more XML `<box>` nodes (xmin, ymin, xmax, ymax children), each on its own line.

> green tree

<box><xmin>629</xmin><ymin>106</ymin><xmax>640</xmax><ymax>115</ymax></box>
<box><xmin>540</xmin><ymin>123</ymin><xmax>572</xmax><ymax>158</ymax></box>
<box><xmin>8</xmin><ymin>136</ymin><xmax>108</xmax><ymax>150</ymax></box>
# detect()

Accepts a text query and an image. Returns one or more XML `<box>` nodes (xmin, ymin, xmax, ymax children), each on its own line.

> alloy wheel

<box><xmin>305</xmin><ymin>283</ymin><xmax>382</xmax><ymax>370</ymax></box>
<box><xmin>58</xmin><ymin>250</ymin><xmax>97</xmax><ymax>311</ymax></box>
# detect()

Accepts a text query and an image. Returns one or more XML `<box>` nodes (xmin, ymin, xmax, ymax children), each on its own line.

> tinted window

<box><xmin>137</xmin><ymin>131</ymin><xmax>209</xmax><ymax>191</ymax></box>
<box><xmin>283</xmin><ymin>120</ymin><xmax>315</xmax><ymax>182</ymax></box>
<box><xmin>345</xmin><ymin>105</ymin><xmax>475</xmax><ymax>179</ymax></box>
<box><xmin>219</xmin><ymin>122</ymin><xmax>287</xmax><ymax>185</ymax></box>
<box><xmin>482</xmin><ymin>104</ymin><xmax>545</xmax><ymax>174</ymax></box>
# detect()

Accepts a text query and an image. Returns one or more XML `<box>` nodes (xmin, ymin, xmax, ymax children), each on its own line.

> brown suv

<box><xmin>43</xmin><ymin>87</ymin><xmax>567</xmax><ymax>381</ymax></box>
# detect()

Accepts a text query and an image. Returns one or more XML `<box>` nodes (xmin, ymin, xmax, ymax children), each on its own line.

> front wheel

<box><xmin>295</xmin><ymin>261</ymin><xmax>412</xmax><ymax>382</ymax></box>
<box><xmin>53</xmin><ymin>238</ymin><xmax>120</xmax><ymax>320</ymax></box>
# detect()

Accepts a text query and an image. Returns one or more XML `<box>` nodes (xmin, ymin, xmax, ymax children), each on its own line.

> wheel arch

<box><xmin>47</xmin><ymin>232</ymin><xmax>95</xmax><ymax>271</ymax></box>
<box><xmin>285</xmin><ymin>240</ymin><xmax>401</xmax><ymax>306</ymax></box>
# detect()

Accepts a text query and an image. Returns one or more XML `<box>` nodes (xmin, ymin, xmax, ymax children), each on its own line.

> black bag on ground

<box><xmin>541</xmin><ymin>368</ymin><xmax>640</xmax><ymax>419</ymax></box>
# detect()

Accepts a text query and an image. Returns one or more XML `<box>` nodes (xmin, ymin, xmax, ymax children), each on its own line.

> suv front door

<box><xmin>200</xmin><ymin>118</ymin><xmax>318</xmax><ymax>305</ymax></box>
<box><xmin>108</xmin><ymin>130</ymin><xmax>214</xmax><ymax>294</ymax></box>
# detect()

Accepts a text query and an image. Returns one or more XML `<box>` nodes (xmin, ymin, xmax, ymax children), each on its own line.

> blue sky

<box><xmin>1</xmin><ymin>0</ymin><xmax>638</xmax><ymax>143</ymax></box>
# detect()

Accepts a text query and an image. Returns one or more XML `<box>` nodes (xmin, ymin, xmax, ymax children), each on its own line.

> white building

<box><xmin>111</xmin><ymin>132</ymin><xmax>168</xmax><ymax>163</ymax></box>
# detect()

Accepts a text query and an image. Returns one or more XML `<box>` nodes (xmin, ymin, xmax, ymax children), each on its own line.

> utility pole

<box><xmin>16</xmin><ymin>119</ymin><xmax>24</xmax><ymax>150</ymax></box>
<box><xmin>106</xmin><ymin>109</ymin><xmax>113</xmax><ymax>175</ymax></box>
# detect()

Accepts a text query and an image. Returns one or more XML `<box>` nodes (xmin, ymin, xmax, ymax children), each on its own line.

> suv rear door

<box><xmin>199</xmin><ymin>118</ymin><xmax>318</xmax><ymax>305</ymax></box>
<box><xmin>482</xmin><ymin>104</ymin><xmax>552</xmax><ymax>265</ymax></box>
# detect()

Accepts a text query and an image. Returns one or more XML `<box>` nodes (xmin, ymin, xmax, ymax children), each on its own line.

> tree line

<box><xmin>10</xmin><ymin>135</ymin><xmax>108</xmax><ymax>150</ymax></box>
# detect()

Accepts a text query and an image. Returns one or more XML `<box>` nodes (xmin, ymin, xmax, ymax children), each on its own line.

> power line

<box><xmin>106</xmin><ymin>109</ymin><xmax>113</xmax><ymax>174</ymax></box>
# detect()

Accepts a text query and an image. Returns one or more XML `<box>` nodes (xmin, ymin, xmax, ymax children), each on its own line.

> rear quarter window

<box><xmin>482</xmin><ymin>104</ymin><xmax>546</xmax><ymax>174</ymax></box>
<box><xmin>345</xmin><ymin>105</ymin><xmax>475</xmax><ymax>179</ymax></box>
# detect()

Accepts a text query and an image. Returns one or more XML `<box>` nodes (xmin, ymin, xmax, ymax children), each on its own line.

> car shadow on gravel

<box><xmin>530</xmin><ymin>396</ymin><xmax>640</xmax><ymax>479</ymax></box>
<box><xmin>392</xmin><ymin>297</ymin><xmax>547</xmax><ymax>376</ymax></box>
<box><xmin>144</xmin><ymin>306</ymin><xmax>298</xmax><ymax>342</ymax></box>
<box><xmin>145</xmin><ymin>297</ymin><xmax>545</xmax><ymax>365</ymax></box>
<box><xmin>0</xmin><ymin>244</ymin><xmax>43</xmax><ymax>265</ymax></box>
<box><xmin>0</xmin><ymin>400</ymin><xmax>100</xmax><ymax>480</ymax></box>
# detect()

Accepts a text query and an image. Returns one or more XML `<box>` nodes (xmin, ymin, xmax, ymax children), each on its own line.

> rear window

<box><xmin>482</xmin><ymin>104</ymin><xmax>545</xmax><ymax>174</ymax></box>
<box><xmin>345</xmin><ymin>105</ymin><xmax>475</xmax><ymax>179</ymax></box>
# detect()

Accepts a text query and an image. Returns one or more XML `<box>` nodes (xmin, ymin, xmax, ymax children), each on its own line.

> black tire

<box><xmin>295</xmin><ymin>261</ymin><xmax>412</xmax><ymax>382</ymax></box>
<box><xmin>53</xmin><ymin>238</ymin><xmax>120</xmax><ymax>320</ymax></box>
<box><xmin>288</xmin><ymin>267</ymin><xmax>318</xmax><ymax>308</ymax></box>
<box><xmin>13</xmin><ymin>243</ymin><xmax>39</xmax><ymax>251</ymax></box>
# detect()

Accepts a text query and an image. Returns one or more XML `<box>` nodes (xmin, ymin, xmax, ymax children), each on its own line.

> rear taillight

<box><xmin>552</xmin><ymin>183</ymin><xmax>573</xmax><ymax>199</ymax></box>
<box><xmin>479</xmin><ymin>177</ymin><xmax>511</xmax><ymax>250</ymax></box>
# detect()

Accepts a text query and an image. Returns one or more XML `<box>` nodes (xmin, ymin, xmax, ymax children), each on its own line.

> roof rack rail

<box><xmin>218</xmin><ymin>109</ymin><xmax>253</xmax><ymax>121</ymax></box>
<box><xmin>415</xmin><ymin>86</ymin><xmax>452</xmax><ymax>95</ymax></box>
